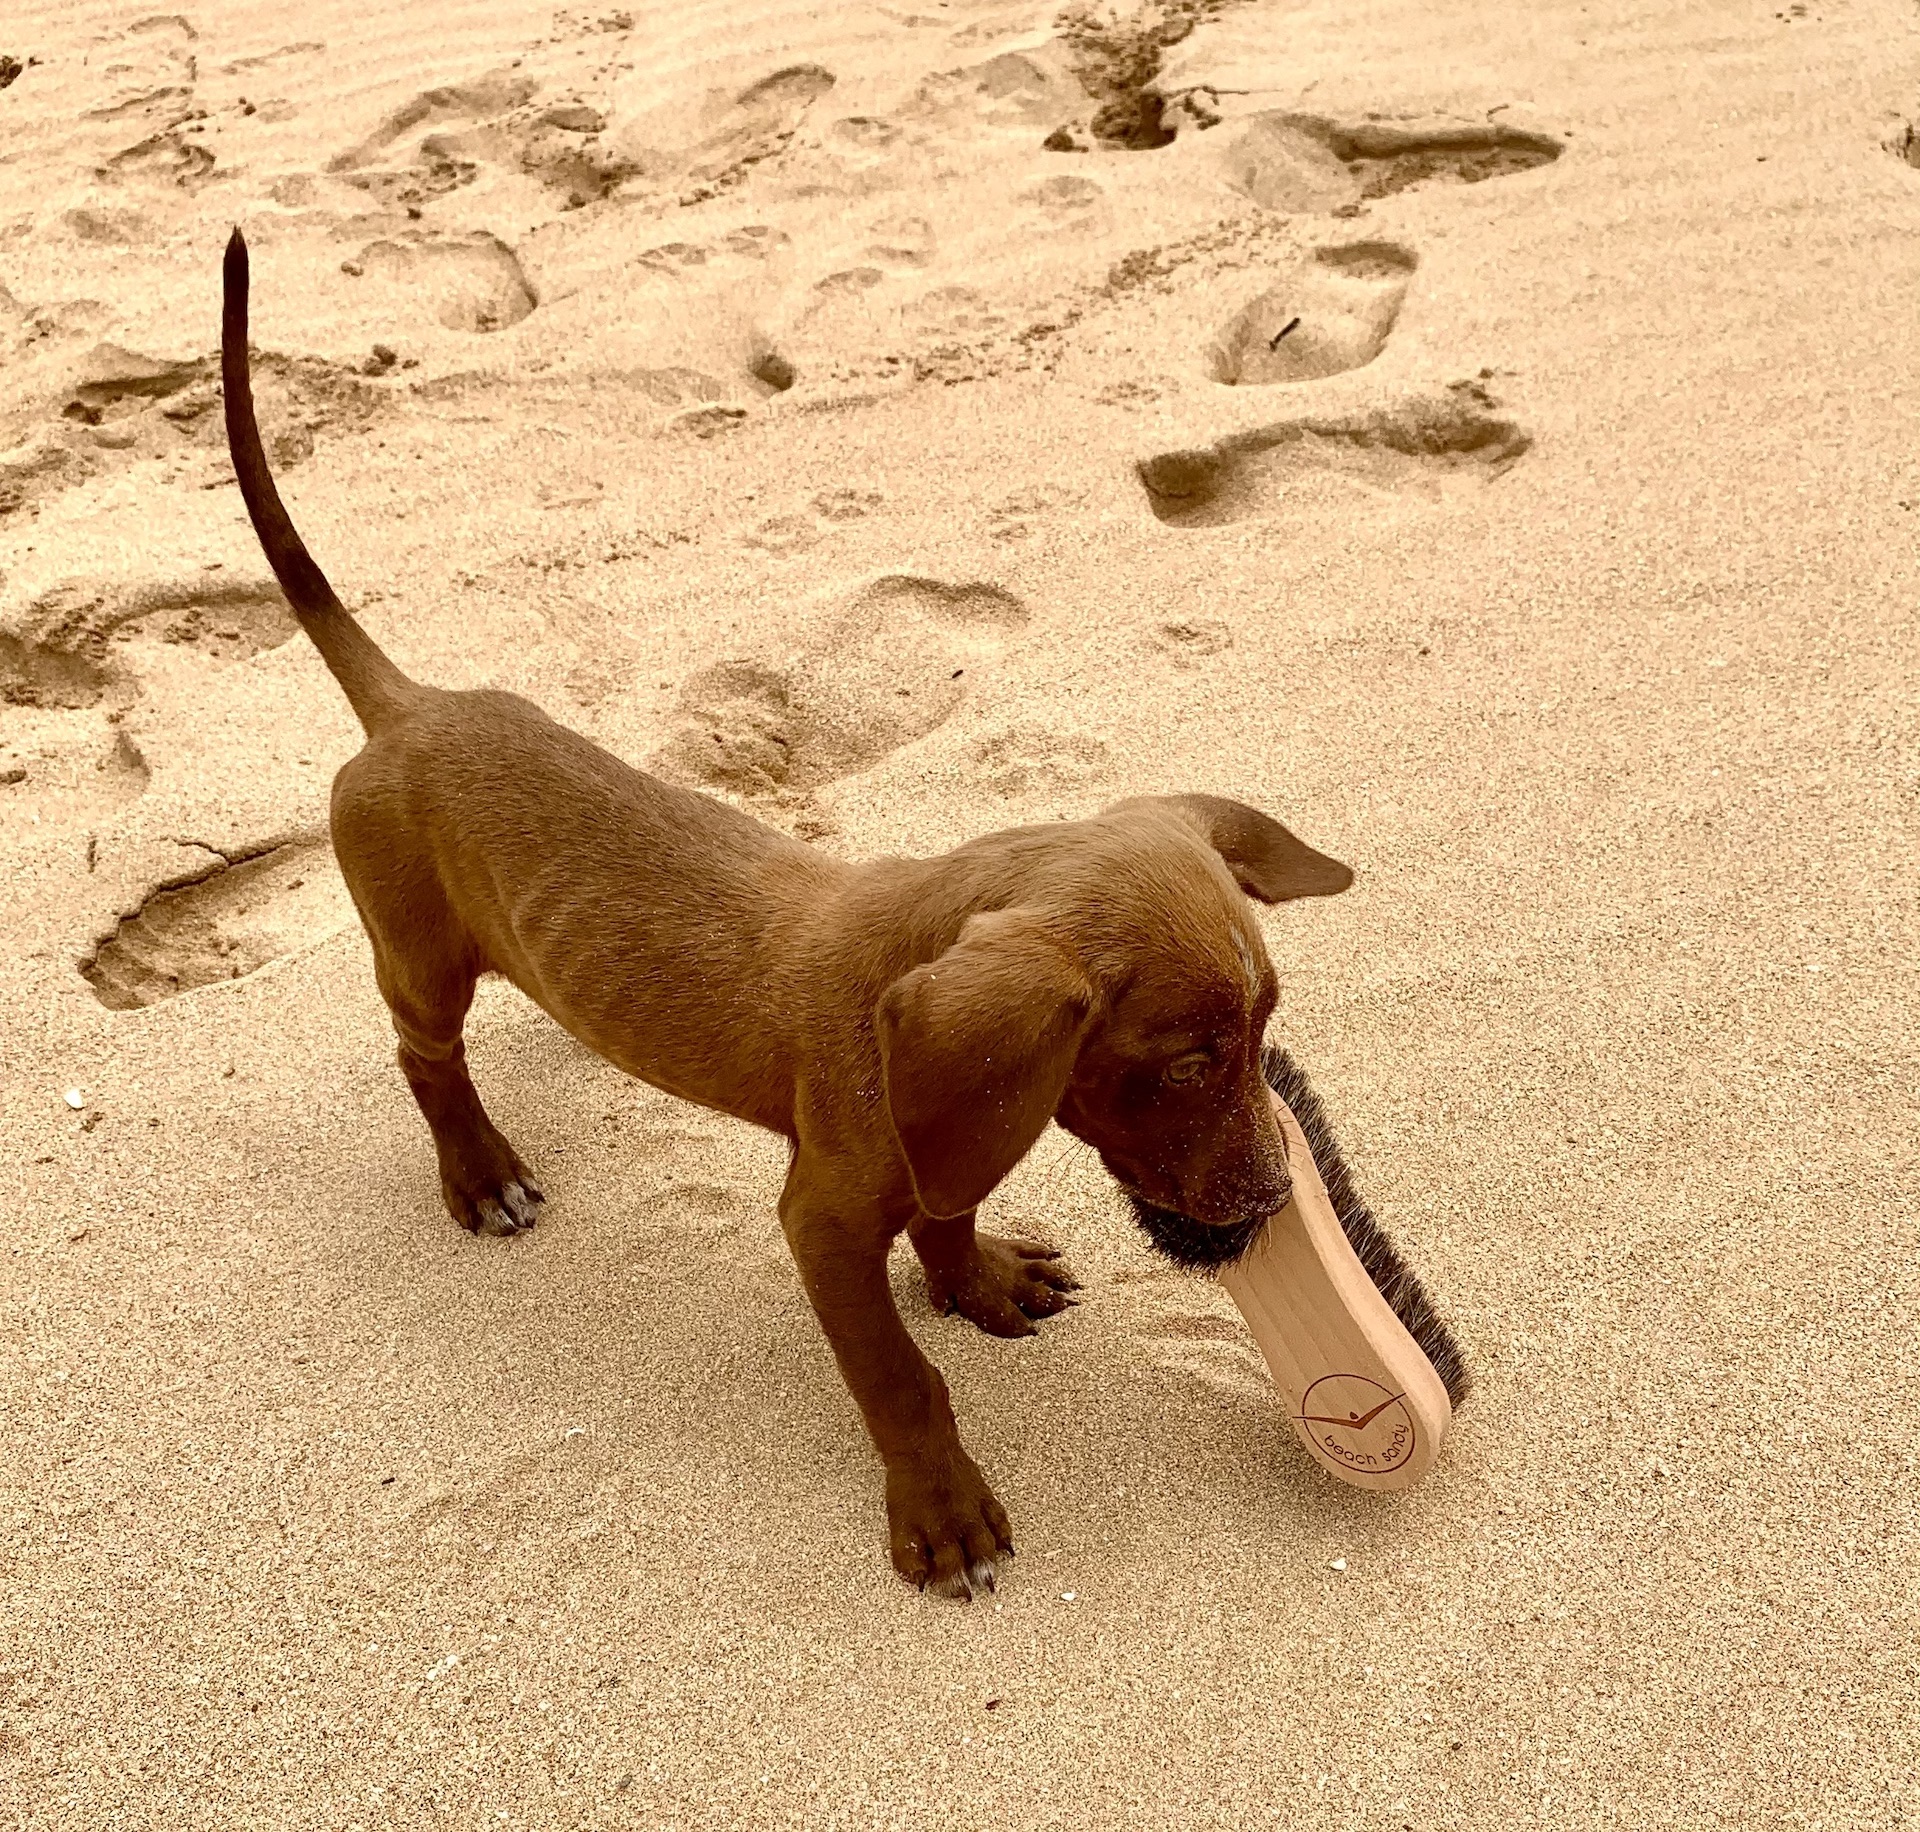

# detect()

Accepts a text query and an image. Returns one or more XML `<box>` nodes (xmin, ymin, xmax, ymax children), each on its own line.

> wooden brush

<box><xmin>1218</xmin><ymin>1048</ymin><xmax>1470</xmax><ymax>1491</ymax></box>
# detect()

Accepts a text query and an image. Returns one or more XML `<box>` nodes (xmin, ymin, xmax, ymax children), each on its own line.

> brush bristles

<box><xmin>1258</xmin><ymin>1046</ymin><xmax>1472</xmax><ymax>1408</ymax></box>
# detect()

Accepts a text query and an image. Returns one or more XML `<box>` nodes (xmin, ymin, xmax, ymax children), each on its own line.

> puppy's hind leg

<box><xmin>341</xmin><ymin>847</ymin><xmax>544</xmax><ymax>1237</ymax></box>
<box><xmin>376</xmin><ymin>941</ymin><xmax>544</xmax><ymax>1238</ymax></box>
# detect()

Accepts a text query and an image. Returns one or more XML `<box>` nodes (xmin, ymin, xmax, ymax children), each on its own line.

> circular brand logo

<box><xmin>1296</xmin><ymin>1374</ymin><xmax>1417</xmax><ymax>1475</ymax></box>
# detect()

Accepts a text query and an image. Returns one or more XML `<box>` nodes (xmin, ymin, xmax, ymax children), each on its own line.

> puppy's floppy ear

<box><xmin>1106</xmin><ymin>792</ymin><xmax>1354</xmax><ymax>903</ymax></box>
<box><xmin>876</xmin><ymin>910</ymin><xmax>1095</xmax><ymax>1219</ymax></box>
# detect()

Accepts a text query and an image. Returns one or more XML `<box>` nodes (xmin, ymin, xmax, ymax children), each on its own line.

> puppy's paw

<box><xmin>886</xmin><ymin>1450</ymin><xmax>1013</xmax><ymax>1601</ymax></box>
<box><xmin>468</xmin><ymin>1178</ymin><xmax>544</xmax><ymax>1238</ymax></box>
<box><xmin>443</xmin><ymin>1167</ymin><xmax>545</xmax><ymax>1237</ymax></box>
<box><xmin>928</xmin><ymin>1233</ymin><xmax>1079</xmax><ymax>1339</ymax></box>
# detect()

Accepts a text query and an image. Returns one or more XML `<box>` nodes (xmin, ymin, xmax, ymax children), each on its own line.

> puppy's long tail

<box><xmin>221</xmin><ymin>226</ymin><xmax>417</xmax><ymax>734</ymax></box>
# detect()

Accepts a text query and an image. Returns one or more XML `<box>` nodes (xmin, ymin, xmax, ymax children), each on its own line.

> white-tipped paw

<box><xmin>464</xmin><ymin>1178</ymin><xmax>544</xmax><ymax>1237</ymax></box>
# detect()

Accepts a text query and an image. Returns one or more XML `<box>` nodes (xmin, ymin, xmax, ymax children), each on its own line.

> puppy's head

<box><xmin>875</xmin><ymin>794</ymin><xmax>1352</xmax><ymax>1265</ymax></box>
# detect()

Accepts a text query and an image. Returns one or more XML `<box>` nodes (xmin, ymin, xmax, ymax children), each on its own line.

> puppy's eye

<box><xmin>1164</xmin><ymin>1054</ymin><xmax>1210</xmax><ymax>1086</ymax></box>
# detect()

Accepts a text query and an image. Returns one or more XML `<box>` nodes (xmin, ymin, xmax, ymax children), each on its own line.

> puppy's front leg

<box><xmin>908</xmin><ymin>1211</ymin><xmax>1079</xmax><ymax>1340</ymax></box>
<box><xmin>779</xmin><ymin>1162</ymin><xmax>1013</xmax><ymax>1598</ymax></box>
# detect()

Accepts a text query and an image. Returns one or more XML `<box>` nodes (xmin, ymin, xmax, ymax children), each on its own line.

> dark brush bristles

<box><xmin>1121</xmin><ymin>1049</ymin><xmax>1471</xmax><ymax>1408</ymax></box>
<box><xmin>1257</xmin><ymin>1046</ymin><xmax>1471</xmax><ymax>1408</ymax></box>
<box><xmin>1123</xmin><ymin>1194</ymin><xmax>1269</xmax><ymax>1271</ymax></box>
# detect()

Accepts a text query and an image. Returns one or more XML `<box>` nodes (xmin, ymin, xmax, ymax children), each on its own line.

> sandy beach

<box><xmin>3</xmin><ymin>0</ymin><xmax>1917</xmax><ymax>1825</ymax></box>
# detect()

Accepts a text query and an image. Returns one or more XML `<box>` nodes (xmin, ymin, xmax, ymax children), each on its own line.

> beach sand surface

<box><xmin>2</xmin><ymin>0</ymin><xmax>1916</xmax><ymax>1825</ymax></box>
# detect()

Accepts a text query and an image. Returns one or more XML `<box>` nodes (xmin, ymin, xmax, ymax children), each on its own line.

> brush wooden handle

<box><xmin>1217</xmin><ymin>1091</ymin><xmax>1452</xmax><ymax>1491</ymax></box>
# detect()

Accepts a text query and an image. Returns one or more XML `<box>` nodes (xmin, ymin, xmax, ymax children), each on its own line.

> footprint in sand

<box><xmin>738</xmin><ymin>514</ymin><xmax>821</xmax><ymax>557</ymax></box>
<box><xmin>811</xmin><ymin>486</ymin><xmax>883</xmax><ymax>522</ymax></box>
<box><xmin>970</xmin><ymin>723</ymin><xmax>1109</xmax><ymax>798</ymax></box>
<box><xmin>0</xmin><ymin>614</ymin><xmax>128</xmax><ymax>713</ymax></box>
<box><xmin>651</xmin><ymin>575</ymin><xmax>1028</xmax><ymax>804</ymax></box>
<box><xmin>103</xmin><ymin>578</ymin><xmax>298</xmax><ymax>659</ymax></box>
<box><xmin>61</xmin><ymin>205</ymin><xmax>153</xmax><ymax>247</ymax></box>
<box><xmin>80</xmin><ymin>838</ymin><xmax>355</xmax><ymax>1010</ymax></box>
<box><xmin>736</xmin><ymin>488</ymin><xmax>883</xmax><ymax>555</ymax></box>
<box><xmin>355</xmin><ymin>232</ymin><xmax>537</xmax><ymax>334</ymax></box>
<box><xmin>4</xmin><ymin>576</ymin><xmax>297</xmax><ymax>711</ymax></box>
<box><xmin>1208</xmin><ymin>242</ymin><xmax>1417</xmax><ymax>387</ymax></box>
<box><xmin>905</xmin><ymin>284</ymin><xmax>1005</xmax><ymax>339</ymax></box>
<box><xmin>1150</xmin><ymin>618</ymin><xmax>1232</xmax><ymax>669</ymax></box>
<box><xmin>913</xmin><ymin>45</ymin><xmax>1084</xmax><ymax>134</ymax></box>
<box><xmin>425</xmin><ymin>104</ymin><xmax>640</xmax><ymax>210</ymax></box>
<box><xmin>3</xmin><ymin>339</ymin><xmax>388</xmax><ymax>525</ymax></box>
<box><xmin>865</xmin><ymin>212</ymin><xmax>936</xmax><ymax>269</ymax></box>
<box><xmin>606</xmin><ymin>62</ymin><xmax>837</xmax><ymax>205</ymax></box>
<box><xmin>84</xmin><ymin>15</ymin><xmax>219</xmax><ymax>191</ymax></box>
<box><xmin>1</xmin><ymin>576</ymin><xmax>297</xmax><ymax>840</ymax></box>
<box><xmin>326</xmin><ymin>68</ymin><xmax>535</xmax><ymax>209</ymax></box>
<box><xmin>98</xmin><ymin>130</ymin><xmax>216</xmax><ymax>190</ymax></box>
<box><xmin>1017</xmin><ymin>174</ymin><xmax>1111</xmax><ymax>236</ymax></box>
<box><xmin>1224</xmin><ymin>113</ymin><xmax>1562</xmax><ymax>215</ymax></box>
<box><xmin>987</xmin><ymin>482</ymin><xmax>1087</xmax><ymax>542</ymax></box>
<box><xmin>1136</xmin><ymin>383</ymin><xmax>1530</xmax><ymax>528</ymax></box>
<box><xmin>83</xmin><ymin>12</ymin><xmax>198</xmax><ymax>123</ymax></box>
<box><xmin>329</xmin><ymin>62</ymin><xmax>724</xmax><ymax>210</ymax></box>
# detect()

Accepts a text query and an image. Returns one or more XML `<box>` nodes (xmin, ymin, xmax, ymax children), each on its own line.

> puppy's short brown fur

<box><xmin>222</xmin><ymin>231</ymin><xmax>1353</xmax><ymax>1597</ymax></box>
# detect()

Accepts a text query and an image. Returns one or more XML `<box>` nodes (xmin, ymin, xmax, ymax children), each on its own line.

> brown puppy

<box><xmin>221</xmin><ymin>230</ymin><xmax>1353</xmax><ymax>1597</ymax></box>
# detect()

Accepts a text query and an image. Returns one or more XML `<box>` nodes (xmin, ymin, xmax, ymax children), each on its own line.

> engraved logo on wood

<box><xmin>1295</xmin><ymin>1374</ymin><xmax>1417</xmax><ymax>1474</ymax></box>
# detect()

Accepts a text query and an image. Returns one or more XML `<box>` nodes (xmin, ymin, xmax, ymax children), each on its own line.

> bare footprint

<box><xmin>652</xmin><ymin>575</ymin><xmax>1028</xmax><ymax>802</ymax></box>
<box><xmin>356</xmin><ymin>232</ymin><xmax>537</xmax><ymax>334</ymax></box>
<box><xmin>0</xmin><ymin>619</ymin><xmax>127</xmax><ymax>712</ymax></box>
<box><xmin>106</xmin><ymin>578</ymin><xmax>297</xmax><ymax>660</ymax></box>
<box><xmin>1137</xmin><ymin>384</ymin><xmax>1530</xmax><ymax>528</ymax></box>
<box><xmin>3</xmin><ymin>576</ymin><xmax>296</xmax><ymax>710</ymax></box>
<box><xmin>609</xmin><ymin>63</ymin><xmax>837</xmax><ymax>204</ymax></box>
<box><xmin>1208</xmin><ymin>242</ymin><xmax>1416</xmax><ymax>386</ymax></box>
<box><xmin>326</xmin><ymin>67</ymin><xmax>538</xmax><ymax>208</ymax></box>
<box><xmin>738</xmin><ymin>514</ymin><xmax>820</xmax><ymax>557</ymax></box>
<box><xmin>81</xmin><ymin>838</ymin><xmax>355</xmax><ymax>1009</ymax></box>
<box><xmin>912</xmin><ymin>47</ymin><xmax>1083</xmax><ymax>132</ymax></box>
<box><xmin>99</xmin><ymin>130</ymin><xmax>217</xmax><ymax>190</ymax></box>
<box><xmin>987</xmin><ymin>482</ymin><xmax>1086</xmax><ymax>541</ymax></box>
<box><xmin>1226</xmin><ymin>112</ymin><xmax>1562</xmax><ymax>214</ymax></box>
<box><xmin>83</xmin><ymin>12</ymin><xmax>198</xmax><ymax>126</ymax></box>
<box><xmin>85</xmin><ymin>16</ymin><xmax>217</xmax><ymax>190</ymax></box>
<box><xmin>6</xmin><ymin>340</ymin><xmax>386</xmax><ymax>524</ymax></box>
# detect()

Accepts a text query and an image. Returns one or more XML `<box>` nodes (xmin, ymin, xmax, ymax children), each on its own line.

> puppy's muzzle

<box><xmin>1111</xmin><ymin>1165</ymin><xmax>1289</xmax><ymax>1271</ymax></box>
